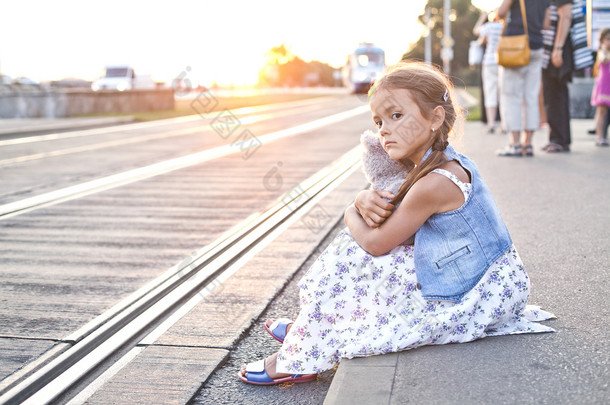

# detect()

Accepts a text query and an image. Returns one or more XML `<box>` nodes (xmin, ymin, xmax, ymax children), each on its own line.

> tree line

<box><xmin>259</xmin><ymin>0</ymin><xmax>481</xmax><ymax>87</ymax></box>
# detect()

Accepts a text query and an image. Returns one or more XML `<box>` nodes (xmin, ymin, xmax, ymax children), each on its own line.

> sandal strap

<box><xmin>269</xmin><ymin>318</ymin><xmax>292</xmax><ymax>331</ymax></box>
<box><xmin>246</xmin><ymin>359</ymin><xmax>266</xmax><ymax>373</ymax></box>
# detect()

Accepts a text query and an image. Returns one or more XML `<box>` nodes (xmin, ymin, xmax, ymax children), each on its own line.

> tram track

<box><xmin>0</xmin><ymin>105</ymin><xmax>368</xmax><ymax>219</ymax></box>
<box><xmin>0</xmin><ymin>145</ymin><xmax>362</xmax><ymax>405</ymax></box>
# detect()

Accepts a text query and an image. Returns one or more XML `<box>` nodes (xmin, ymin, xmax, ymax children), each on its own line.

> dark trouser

<box><xmin>543</xmin><ymin>73</ymin><xmax>571</xmax><ymax>147</ymax></box>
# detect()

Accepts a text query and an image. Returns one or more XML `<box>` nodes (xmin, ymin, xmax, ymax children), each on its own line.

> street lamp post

<box><xmin>441</xmin><ymin>0</ymin><xmax>454</xmax><ymax>73</ymax></box>
<box><xmin>425</xmin><ymin>6</ymin><xmax>432</xmax><ymax>64</ymax></box>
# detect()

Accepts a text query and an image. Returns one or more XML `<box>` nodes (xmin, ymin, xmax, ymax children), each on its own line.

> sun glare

<box><xmin>0</xmin><ymin>0</ymin><xmax>475</xmax><ymax>87</ymax></box>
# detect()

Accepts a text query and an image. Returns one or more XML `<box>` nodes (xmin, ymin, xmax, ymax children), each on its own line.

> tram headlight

<box><xmin>353</xmin><ymin>72</ymin><xmax>368</xmax><ymax>83</ymax></box>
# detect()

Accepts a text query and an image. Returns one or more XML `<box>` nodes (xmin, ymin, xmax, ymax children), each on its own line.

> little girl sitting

<box><xmin>239</xmin><ymin>61</ymin><xmax>554</xmax><ymax>385</ymax></box>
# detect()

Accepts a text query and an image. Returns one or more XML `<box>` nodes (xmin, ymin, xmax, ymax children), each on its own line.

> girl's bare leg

<box><xmin>595</xmin><ymin>105</ymin><xmax>607</xmax><ymax>142</ymax></box>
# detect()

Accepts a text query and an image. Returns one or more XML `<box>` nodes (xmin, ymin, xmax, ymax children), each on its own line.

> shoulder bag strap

<box><xmin>519</xmin><ymin>0</ymin><xmax>529</xmax><ymax>38</ymax></box>
<box><xmin>500</xmin><ymin>0</ymin><xmax>529</xmax><ymax>38</ymax></box>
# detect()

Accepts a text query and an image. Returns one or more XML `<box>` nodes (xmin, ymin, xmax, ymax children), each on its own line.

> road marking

<box><xmin>0</xmin><ymin>103</ymin><xmax>324</xmax><ymax>167</ymax></box>
<box><xmin>0</xmin><ymin>96</ymin><xmax>338</xmax><ymax>147</ymax></box>
<box><xmin>0</xmin><ymin>105</ymin><xmax>369</xmax><ymax>219</ymax></box>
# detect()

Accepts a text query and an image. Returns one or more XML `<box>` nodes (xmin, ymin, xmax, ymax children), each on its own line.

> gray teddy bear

<box><xmin>360</xmin><ymin>130</ymin><xmax>410</xmax><ymax>198</ymax></box>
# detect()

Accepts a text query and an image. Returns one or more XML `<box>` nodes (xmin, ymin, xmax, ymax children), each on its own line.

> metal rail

<box><xmin>0</xmin><ymin>146</ymin><xmax>362</xmax><ymax>405</ymax></box>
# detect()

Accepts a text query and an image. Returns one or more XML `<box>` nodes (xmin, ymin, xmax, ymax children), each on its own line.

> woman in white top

<box><xmin>474</xmin><ymin>10</ymin><xmax>504</xmax><ymax>134</ymax></box>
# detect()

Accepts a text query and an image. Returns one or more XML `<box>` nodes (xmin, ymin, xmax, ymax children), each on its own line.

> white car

<box><xmin>12</xmin><ymin>76</ymin><xmax>41</xmax><ymax>91</ymax></box>
<box><xmin>0</xmin><ymin>75</ymin><xmax>12</xmax><ymax>92</ymax></box>
<box><xmin>92</xmin><ymin>66</ymin><xmax>155</xmax><ymax>91</ymax></box>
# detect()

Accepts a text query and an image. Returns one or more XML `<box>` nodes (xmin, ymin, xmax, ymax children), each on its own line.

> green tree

<box><xmin>259</xmin><ymin>44</ymin><xmax>339</xmax><ymax>87</ymax></box>
<box><xmin>402</xmin><ymin>0</ymin><xmax>482</xmax><ymax>83</ymax></box>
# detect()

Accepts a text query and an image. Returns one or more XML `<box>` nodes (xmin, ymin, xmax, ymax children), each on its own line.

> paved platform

<box><xmin>324</xmin><ymin>118</ymin><xmax>610</xmax><ymax>404</ymax></box>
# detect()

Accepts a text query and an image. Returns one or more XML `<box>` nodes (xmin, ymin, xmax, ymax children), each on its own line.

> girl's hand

<box><xmin>354</xmin><ymin>189</ymin><xmax>395</xmax><ymax>228</ymax></box>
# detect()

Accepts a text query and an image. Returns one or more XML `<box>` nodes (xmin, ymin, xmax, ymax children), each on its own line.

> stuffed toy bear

<box><xmin>360</xmin><ymin>130</ymin><xmax>410</xmax><ymax>198</ymax></box>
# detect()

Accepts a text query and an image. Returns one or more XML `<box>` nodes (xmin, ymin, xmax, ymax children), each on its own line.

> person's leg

<box><xmin>556</xmin><ymin>77</ymin><xmax>572</xmax><ymax>148</ymax></box>
<box><xmin>595</xmin><ymin>105</ymin><xmax>605</xmax><ymax>136</ymax></box>
<box><xmin>523</xmin><ymin>49</ymin><xmax>542</xmax><ymax>143</ymax></box>
<box><xmin>605</xmin><ymin>108</ymin><xmax>610</xmax><ymax>139</ymax></box>
<box><xmin>483</xmin><ymin>64</ymin><xmax>499</xmax><ymax>133</ymax></box>
<box><xmin>595</xmin><ymin>105</ymin><xmax>609</xmax><ymax>145</ymax></box>
<box><xmin>539</xmin><ymin>74</ymin><xmax>547</xmax><ymax>127</ymax></box>
<box><xmin>486</xmin><ymin>107</ymin><xmax>498</xmax><ymax>132</ymax></box>
<box><xmin>497</xmin><ymin>128</ymin><xmax>524</xmax><ymax>156</ymax></box>
<box><xmin>491</xmin><ymin>64</ymin><xmax>501</xmax><ymax>128</ymax></box>
<box><xmin>543</xmin><ymin>73</ymin><xmax>571</xmax><ymax>151</ymax></box>
<box><xmin>543</xmin><ymin>73</ymin><xmax>556</xmax><ymax>144</ymax></box>
<box><xmin>498</xmin><ymin>66</ymin><xmax>525</xmax><ymax>156</ymax></box>
<box><xmin>496</xmin><ymin>64</ymin><xmax>506</xmax><ymax>132</ymax></box>
<box><xmin>522</xmin><ymin>130</ymin><xmax>535</xmax><ymax>155</ymax></box>
<box><xmin>480</xmin><ymin>65</ymin><xmax>487</xmax><ymax>125</ymax></box>
<box><xmin>510</xmin><ymin>49</ymin><xmax>542</xmax><ymax>156</ymax></box>
<box><xmin>500</xmin><ymin>66</ymin><xmax>524</xmax><ymax>140</ymax></box>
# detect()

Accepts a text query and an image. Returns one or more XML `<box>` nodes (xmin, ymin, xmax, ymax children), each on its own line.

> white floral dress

<box><xmin>276</xmin><ymin>169</ymin><xmax>555</xmax><ymax>374</ymax></box>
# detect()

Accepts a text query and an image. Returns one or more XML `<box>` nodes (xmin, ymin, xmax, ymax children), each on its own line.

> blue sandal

<box><xmin>238</xmin><ymin>358</ymin><xmax>317</xmax><ymax>385</ymax></box>
<box><xmin>264</xmin><ymin>318</ymin><xmax>292</xmax><ymax>343</ymax></box>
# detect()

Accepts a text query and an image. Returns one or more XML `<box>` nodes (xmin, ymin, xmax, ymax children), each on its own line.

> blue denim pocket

<box><xmin>435</xmin><ymin>245</ymin><xmax>472</xmax><ymax>269</ymax></box>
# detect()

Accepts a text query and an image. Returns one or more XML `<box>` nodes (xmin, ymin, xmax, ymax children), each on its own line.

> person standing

<box><xmin>542</xmin><ymin>0</ymin><xmax>593</xmax><ymax>152</ymax></box>
<box><xmin>497</xmin><ymin>0</ymin><xmax>550</xmax><ymax>157</ymax></box>
<box><xmin>541</xmin><ymin>0</ymin><xmax>574</xmax><ymax>153</ymax></box>
<box><xmin>474</xmin><ymin>10</ymin><xmax>504</xmax><ymax>134</ymax></box>
<box><xmin>591</xmin><ymin>27</ymin><xmax>610</xmax><ymax>147</ymax></box>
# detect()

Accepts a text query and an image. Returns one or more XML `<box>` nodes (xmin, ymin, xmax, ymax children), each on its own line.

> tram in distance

<box><xmin>342</xmin><ymin>43</ymin><xmax>386</xmax><ymax>93</ymax></box>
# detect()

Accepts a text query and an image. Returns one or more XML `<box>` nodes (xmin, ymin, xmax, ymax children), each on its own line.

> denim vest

<box><xmin>414</xmin><ymin>145</ymin><xmax>512</xmax><ymax>302</ymax></box>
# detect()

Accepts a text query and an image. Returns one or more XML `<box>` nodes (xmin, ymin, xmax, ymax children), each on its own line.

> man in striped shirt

<box><xmin>542</xmin><ymin>0</ymin><xmax>592</xmax><ymax>153</ymax></box>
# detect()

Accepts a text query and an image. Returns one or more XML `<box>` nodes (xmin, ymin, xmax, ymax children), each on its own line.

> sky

<box><xmin>0</xmin><ymin>0</ymin><xmax>497</xmax><ymax>86</ymax></box>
